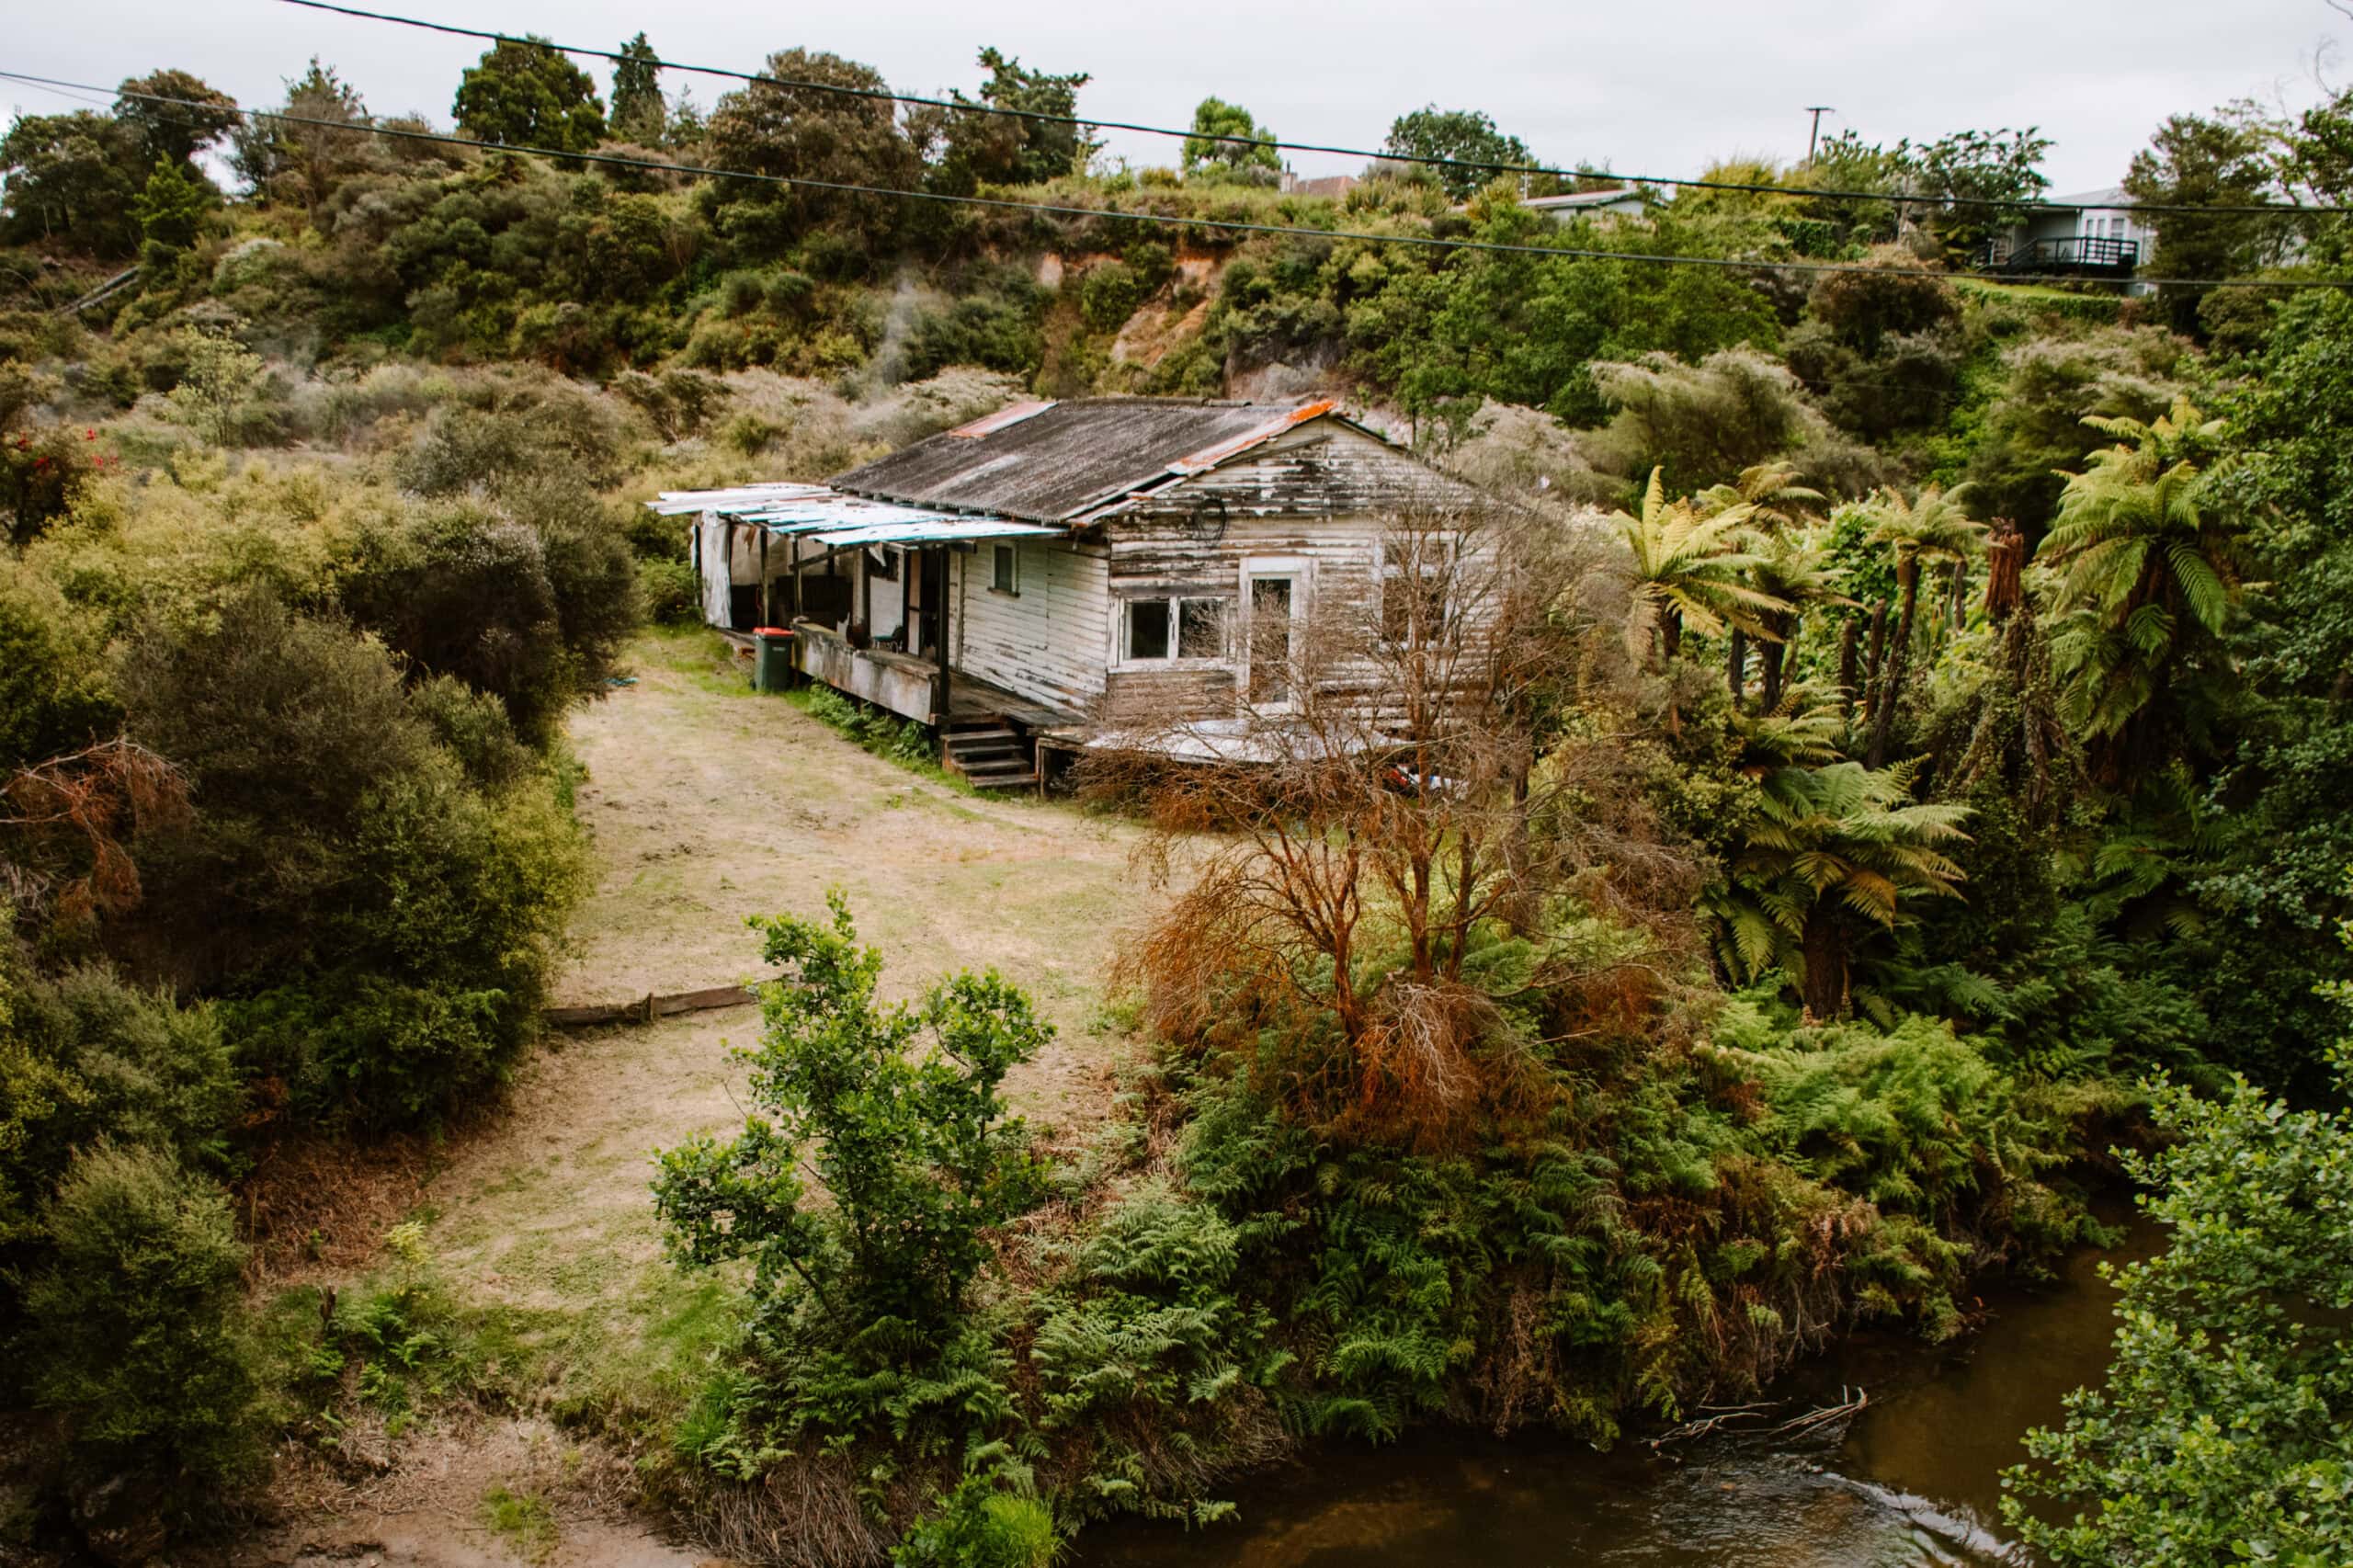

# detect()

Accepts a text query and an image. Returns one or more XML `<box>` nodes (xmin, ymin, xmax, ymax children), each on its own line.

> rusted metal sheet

<box><xmin>1165</xmin><ymin>399</ymin><xmax>1337</xmax><ymax>475</ymax></box>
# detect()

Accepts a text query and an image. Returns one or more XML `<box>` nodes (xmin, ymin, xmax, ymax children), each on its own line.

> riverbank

<box><xmin>1076</xmin><ymin>1215</ymin><xmax>2160</xmax><ymax>1568</ymax></box>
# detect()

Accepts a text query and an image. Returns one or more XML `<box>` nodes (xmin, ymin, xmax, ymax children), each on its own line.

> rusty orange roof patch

<box><xmin>1165</xmin><ymin>399</ymin><xmax>1337</xmax><ymax>475</ymax></box>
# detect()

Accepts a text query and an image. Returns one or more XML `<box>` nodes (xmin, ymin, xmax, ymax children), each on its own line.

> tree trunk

<box><xmin>1660</xmin><ymin>606</ymin><xmax>1683</xmax><ymax>664</ymax></box>
<box><xmin>1836</xmin><ymin>617</ymin><xmax>1862</xmax><ymax>716</ymax></box>
<box><xmin>1984</xmin><ymin>520</ymin><xmax>2025</xmax><ymax>622</ymax></box>
<box><xmin>1727</xmin><ymin>628</ymin><xmax>1747</xmax><ymax>706</ymax></box>
<box><xmin>1761</xmin><ymin>633</ymin><xmax>1788</xmax><ymax>711</ymax></box>
<box><xmin>1858</xmin><ymin>599</ymin><xmax>1890</xmax><ymax>723</ymax></box>
<box><xmin>1801</xmin><ymin>906</ymin><xmax>1847</xmax><ymax>1021</ymax></box>
<box><xmin>1867</xmin><ymin>569</ymin><xmax>1918</xmax><ymax>769</ymax></box>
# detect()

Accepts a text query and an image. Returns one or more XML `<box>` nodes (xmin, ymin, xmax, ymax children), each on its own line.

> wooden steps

<box><xmin>942</xmin><ymin>718</ymin><xmax>1039</xmax><ymax>790</ymax></box>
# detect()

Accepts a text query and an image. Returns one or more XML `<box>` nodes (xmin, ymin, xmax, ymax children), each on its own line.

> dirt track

<box><xmin>265</xmin><ymin>631</ymin><xmax>1159</xmax><ymax>1566</ymax></box>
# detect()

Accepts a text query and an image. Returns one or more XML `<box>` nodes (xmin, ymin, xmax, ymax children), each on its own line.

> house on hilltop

<box><xmin>1979</xmin><ymin>187</ymin><xmax>2156</xmax><ymax>290</ymax></box>
<box><xmin>653</xmin><ymin>397</ymin><xmax>1499</xmax><ymax>787</ymax></box>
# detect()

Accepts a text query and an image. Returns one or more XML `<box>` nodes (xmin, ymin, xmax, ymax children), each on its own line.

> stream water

<box><xmin>1078</xmin><ymin>1218</ymin><xmax>2162</xmax><ymax>1568</ymax></box>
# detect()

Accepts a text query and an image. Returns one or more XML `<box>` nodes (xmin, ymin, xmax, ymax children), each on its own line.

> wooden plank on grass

<box><xmin>546</xmin><ymin>983</ymin><xmax>759</xmax><ymax>1029</ymax></box>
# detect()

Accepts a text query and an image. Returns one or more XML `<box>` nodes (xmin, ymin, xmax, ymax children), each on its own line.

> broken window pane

<box><xmin>1128</xmin><ymin>598</ymin><xmax>1171</xmax><ymax>660</ymax></box>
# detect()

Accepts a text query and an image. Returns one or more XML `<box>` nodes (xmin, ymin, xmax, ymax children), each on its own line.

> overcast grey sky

<box><xmin>11</xmin><ymin>0</ymin><xmax>2348</xmax><ymax>196</ymax></box>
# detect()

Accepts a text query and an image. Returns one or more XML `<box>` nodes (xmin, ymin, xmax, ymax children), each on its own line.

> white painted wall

<box><xmin>949</xmin><ymin>538</ymin><xmax>1110</xmax><ymax>713</ymax></box>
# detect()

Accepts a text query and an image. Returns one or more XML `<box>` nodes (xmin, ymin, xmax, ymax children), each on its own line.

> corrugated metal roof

<box><xmin>831</xmin><ymin>398</ymin><xmax>1350</xmax><ymax>525</ymax></box>
<box><xmin>949</xmin><ymin>400</ymin><xmax>1057</xmax><ymax>438</ymax></box>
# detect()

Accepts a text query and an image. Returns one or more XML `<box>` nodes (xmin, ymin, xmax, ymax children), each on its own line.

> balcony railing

<box><xmin>1975</xmin><ymin>234</ymin><xmax>2142</xmax><ymax>276</ymax></box>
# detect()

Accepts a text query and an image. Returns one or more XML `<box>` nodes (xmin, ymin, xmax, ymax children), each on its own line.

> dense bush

<box><xmin>2006</xmin><ymin>1039</ymin><xmax>2353</xmax><ymax>1562</ymax></box>
<box><xmin>341</xmin><ymin>494</ymin><xmax>635</xmax><ymax>745</ymax></box>
<box><xmin>21</xmin><ymin>1142</ymin><xmax>267</xmax><ymax>1506</ymax></box>
<box><xmin>113</xmin><ymin>592</ymin><xmax>586</xmax><ymax>1122</ymax></box>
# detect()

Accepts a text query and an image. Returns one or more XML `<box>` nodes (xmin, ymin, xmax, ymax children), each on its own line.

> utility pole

<box><xmin>1804</xmin><ymin>106</ymin><xmax>1835</xmax><ymax>165</ymax></box>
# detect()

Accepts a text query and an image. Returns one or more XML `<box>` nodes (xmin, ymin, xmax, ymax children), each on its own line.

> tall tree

<box><xmin>700</xmin><ymin>50</ymin><xmax>915</xmax><ymax>253</ymax></box>
<box><xmin>915</xmin><ymin>48</ymin><xmax>1096</xmax><ymax>194</ymax></box>
<box><xmin>1694</xmin><ymin>460</ymin><xmax>1828</xmax><ymax>706</ymax></box>
<box><xmin>0</xmin><ymin>111</ymin><xmax>144</xmax><ymax>255</ymax></box>
<box><xmin>452</xmin><ymin>36</ymin><xmax>607</xmax><ymax>153</ymax></box>
<box><xmin>1710</xmin><ymin>758</ymin><xmax>1972</xmax><ymax>1019</ymax></box>
<box><xmin>1183</xmin><ymin>97</ymin><xmax>1280</xmax><ymax>182</ymax></box>
<box><xmin>1860</xmin><ymin>483</ymin><xmax>1984</xmax><ymax>766</ymax></box>
<box><xmin>227</xmin><ymin>59</ymin><xmax>375</xmax><ymax>211</ymax></box>
<box><xmin>1608</xmin><ymin>468</ymin><xmax>1789</xmax><ymax>665</ymax></box>
<box><xmin>112</xmin><ymin>70</ymin><xmax>238</xmax><ymax>170</ymax></box>
<box><xmin>1381</xmin><ymin>106</ymin><xmax>1535</xmax><ymax>201</ymax></box>
<box><xmin>1747</xmin><ymin>529</ymin><xmax>1851</xmax><ymax>711</ymax></box>
<box><xmin>1915</xmin><ymin>127</ymin><xmax>2051</xmax><ymax>258</ymax></box>
<box><xmin>2124</xmin><ymin>103</ymin><xmax>2288</xmax><ymax>335</ymax></box>
<box><xmin>608</xmin><ymin>32</ymin><xmax>665</xmax><ymax>144</ymax></box>
<box><xmin>2040</xmin><ymin>399</ymin><xmax>2246</xmax><ymax>779</ymax></box>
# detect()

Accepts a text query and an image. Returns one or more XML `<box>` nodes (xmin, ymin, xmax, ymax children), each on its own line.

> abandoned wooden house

<box><xmin>650</xmin><ymin>396</ymin><xmax>1496</xmax><ymax>787</ymax></box>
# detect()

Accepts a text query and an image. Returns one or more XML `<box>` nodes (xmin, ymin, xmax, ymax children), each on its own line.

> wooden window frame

<box><xmin>1115</xmin><ymin>593</ymin><xmax>1233</xmax><ymax>670</ymax></box>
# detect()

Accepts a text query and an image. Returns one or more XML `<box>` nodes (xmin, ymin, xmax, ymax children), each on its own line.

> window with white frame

<box><xmin>991</xmin><ymin>541</ymin><xmax>1018</xmax><ymax>594</ymax></box>
<box><xmin>1120</xmin><ymin>595</ymin><xmax>1230</xmax><ymax>664</ymax></box>
<box><xmin>1239</xmin><ymin>557</ymin><xmax>1309</xmax><ymax>705</ymax></box>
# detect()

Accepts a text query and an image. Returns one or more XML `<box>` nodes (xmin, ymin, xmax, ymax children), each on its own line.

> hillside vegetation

<box><xmin>4</xmin><ymin>33</ymin><xmax>2352</xmax><ymax>1568</ymax></box>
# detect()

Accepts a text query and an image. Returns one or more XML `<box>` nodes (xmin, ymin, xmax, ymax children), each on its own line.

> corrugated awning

<box><xmin>645</xmin><ymin>483</ymin><xmax>1059</xmax><ymax>547</ymax></box>
<box><xmin>808</xmin><ymin>517</ymin><xmax>1058</xmax><ymax>549</ymax></box>
<box><xmin>643</xmin><ymin>483</ymin><xmax>831</xmax><ymax>516</ymax></box>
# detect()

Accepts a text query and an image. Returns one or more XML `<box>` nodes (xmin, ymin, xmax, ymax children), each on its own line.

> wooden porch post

<box><xmin>935</xmin><ymin>546</ymin><xmax>952</xmax><ymax>722</ymax></box>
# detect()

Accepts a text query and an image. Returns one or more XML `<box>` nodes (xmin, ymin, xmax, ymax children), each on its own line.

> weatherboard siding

<box><xmin>950</xmin><ymin>539</ymin><xmax>1109</xmax><ymax>714</ymax></box>
<box><xmin>1092</xmin><ymin>425</ymin><xmax>1490</xmax><ymax>721</ymax></box>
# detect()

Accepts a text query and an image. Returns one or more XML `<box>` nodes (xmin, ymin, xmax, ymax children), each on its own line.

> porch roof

<box><xmin>642</xmin><ymin>483</ymin><xmax>1056</xmax><ymax>547</ymax></box>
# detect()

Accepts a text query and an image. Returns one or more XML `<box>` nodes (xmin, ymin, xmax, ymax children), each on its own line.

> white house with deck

<box><xmin>652</xmin><ymin>397</ymin><xmax>1497</xmax><ymax>788</ymax></box>
<box><xmin>1980</xmin><ymin>187</ymin><xmax>2156</xmax><ymax>290</ymax></box>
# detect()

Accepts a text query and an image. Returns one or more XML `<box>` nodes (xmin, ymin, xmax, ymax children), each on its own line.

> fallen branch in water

<box><xmin>1646</xmin><ymin>1388</ymin><xmax>1868</xmax><ymax>1451</ymax></box>
<box><xmin>1770</xmin><ymin>1385</ymin><xmax>1870</xmax><ymax>1437</ymax></box>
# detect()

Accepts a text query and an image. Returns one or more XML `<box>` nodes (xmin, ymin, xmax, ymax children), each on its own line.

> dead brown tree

<box><xmin>0</xmin><ymin>737</ymin><xmax>189</xmax><ymax>927</ymax></box>
<box><xmin>1090</xmin><ymin>499</ymin><xmax>1695</xmax><ymax>1138</ymax></box>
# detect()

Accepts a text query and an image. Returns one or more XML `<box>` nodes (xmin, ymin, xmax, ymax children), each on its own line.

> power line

<box><xmin>276</xmin><ymin>0</ymin><xmax>2353</xmax><ymax>221</ymax></box>
<box><xmin>4</xmin><ymin>70</ymin><xmax>2342</xmax><ymax>293</ymax></box>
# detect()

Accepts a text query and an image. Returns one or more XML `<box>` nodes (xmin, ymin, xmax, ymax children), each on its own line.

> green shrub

<box><xmin>392</xmin><ymin>374</ymin><xmax>629</xmax><ymax>498</ymax></box>
<box><xmin>117</xmin><ymin>593</ymin><xmax>587</xmax><ymax>1125</ymax></box>
<box><xmin>229</xmin><ymin>749</ymin><xmax>586</xmax><ymax>1124</ymax></box>
<box><xmin>407</xmin><ymin>674</ymin><xmax>534</xmax><ymax>790</ymax></box>
<box><xmin>893</xmin><ymin>1472</ymin><xmax>1058</xmax><ymax>1568</ymax></box>
<box><xmin>339</xmin><ymin>493</ymin><xmax>635</xmax><ymax>747</ymax></box>
<box><xmin>0</xmin><ymin>578</ymin><xmax>118</xmax><ymax>771</ymax></box>
<box><xmin>636</xmin><ymin>555</ymin><xmax>699</xmax><ymax>625</ymax></box>
<box><xmin>655</xmin><ymin>892</ymin><xmax>1050</xmax><ymax>1332</ymax></box>
<box><xmin>22</xmin><ymin>1142</ymin><xmax>266</xmax><ymax>1501</ymax></box>
<box><xmin>2006</xmin><ymin>1062</ymin><xmax>2353</xmax><ymax>1563</ymax></box>
<box><xmin>1</xmin><ymin>424</ymin><xmax>102</xmax><ymax>550</ymax></box>
<box><xmin>797</xmin><ymin>686</ymin><xmax>937</xmax><ymax>767</ymax></box>
<box><xmin>9</xmin><ymin>966</ymin><xmax>238</xmax><ymax>1185</ymax></box>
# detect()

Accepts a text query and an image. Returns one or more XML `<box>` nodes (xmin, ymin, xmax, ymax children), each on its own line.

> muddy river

<box><xmin>1078</xmin><ymin>1217</ymin><xmax>2161</xmax><ymax>1568</ymax></box>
